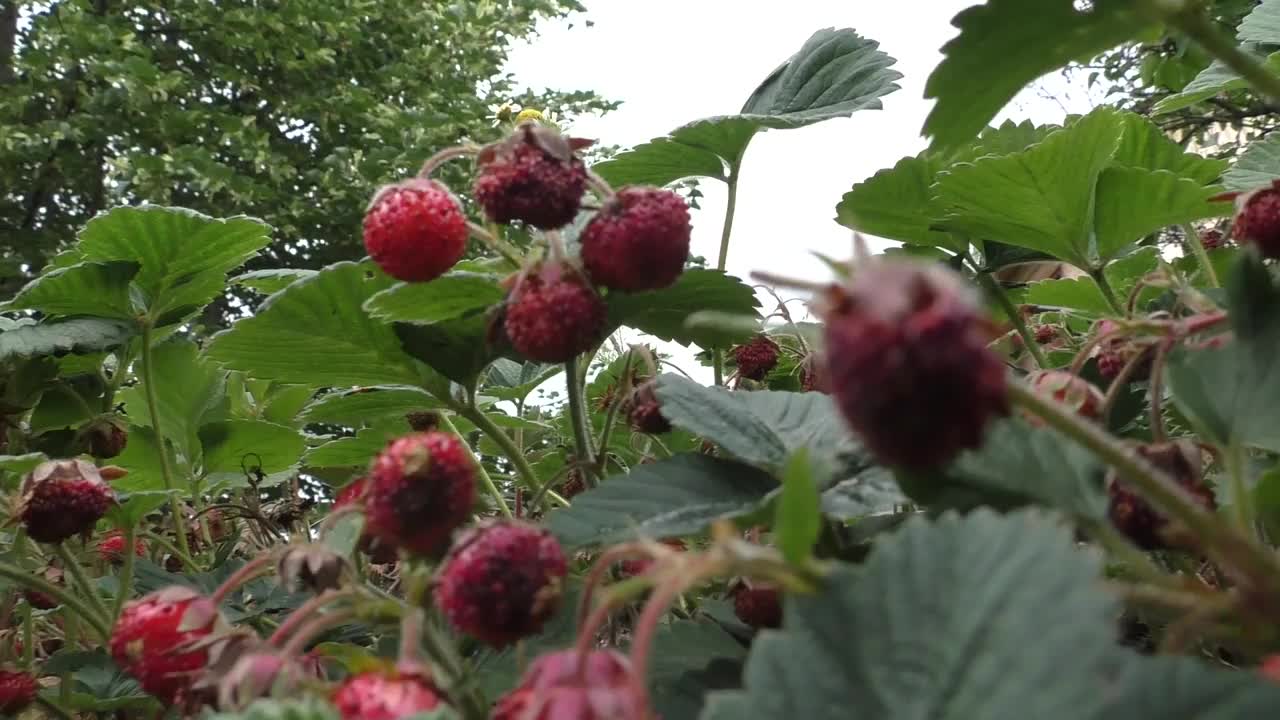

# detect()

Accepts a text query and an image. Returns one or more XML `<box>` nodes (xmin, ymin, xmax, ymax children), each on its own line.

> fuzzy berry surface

<box><xmin>435</xmin><ymin>521</ymin><xmax>568</xmax><ymax>647</ymax></box>
<box><xmin>0</xmin><ymin>670</ymin><xmax>36</xmax><ymax>715</ymax></box>
<box><xmin>19</xmin><ymin>460</ymin><xmax>115</xmax><ymax>544</ymax></box>
<box><xmin>580</xmin><ymin>186</ymin><xmax>691</xmax><ymax>292</ymax></box>
<box><xmin>1109</xmin><ymin>442</ymin><xmax>1215</xmax><ymax>550</ymax></box>
<box><xmin>492</xmin><ymin>649</ymin><xmax>643</xmax><ymax>720</ymax></box>
<box><xmin>111</xmin><ymin>590</ymin><xmax>219</xmax><ymax>704</ymax></box>
<box><xmin>1025</xmin><ymin>371</ymin><xmax>1105</xmax><ymax>425</ymax></box>
<box><xmin>734</xmin><ymin>584</ymin><xmax>783</xmax><ymax>629</ymax></box>
<box><xmin>332</xmin><ymin>672</ymin><xmax>443</xmax><ymax>720</ymax></box>
<box><xmin>98</xmin><ymin>531</ymin><xmax>146</xmax><ymax>563</ymax></box>
<box><xmin>363</xmin><ymin>180</ymin><xmax>468</xmax><ymax>282</ymax></box>
<box><xmin>627</xmin><ymin>380</ymin><xmax>671</xmax><ymax>435</ymax></box>
<box><xmin>504</xmin><ymin>262</ymin><xmax>606</xmax><ymax>363</ymax></box>
<box><xmin>365</xmin><ymin>432</ymin><xmax>476</xmax><ymax>557</ymax></box>
<box><xmin>1233</xmin><ymin>184</ymin><xmax>1280</xmax><ymax>259</ymax></box>
<box><xmin>821</xmin><ymin>261</ymin><xmax>1009</xmax><ymax>470</ymax></box>
<box><xmin>732</xmin><ymin>335</ymin><xmax>780</xmax><ymax>382</ymax></box>
<box><xmin>474</xmin><ymin>134</ymin><xmax>586</xmax><ymax>230</ymax></box>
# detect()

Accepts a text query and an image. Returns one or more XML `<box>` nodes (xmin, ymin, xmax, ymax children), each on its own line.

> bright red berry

<box><xmin>98</xmin><ymin>531</ymin><xmax>146</xmax><ymax>563</ymax></box>
<box><xmin>492</xmin><ymin>649</ymin><xmax>646</xmax><ymax>720</ymax></box>
<box><xmin>474</xmin><ymin>124</ymin><xmax>588</xmax><ymax>230</ymax></box>
<box><xmin>0</xmin><ymin>669</ymin><xmax>36</xmax><ymax>715</ymax></box>
<box><xmin>732</xmin><ymin>335</ymin><xmax>780</xmax><ymax>382</ymax></box>
<box><xmin>820</xmin><ymin>260</ymin><xmax>1008</xmax><ymax>470</ymax></box>
<box><xmin>733</xmin><ymin>584</ymin><xmax>783</xmax><ymax>629</ymax></box>
<box><xmin>333</xmin><ymin>477</ymin><xmax>399</xmax><ymax>565</ymax></box>
<box><xmin>1108</xmin><ymin>441</ymin><xmax>1215</xmax><ymax>550</ymax></box>
<box><xmin>1024</xmin><ymin>371</ymin><xmax>1105</xmax><ymax>426</ymax></box>
<box><xmin>17</xmin><ymin>459</ymin><xmax>116</xmax><ymax>543</ymax></box>
<box><xmin>111</xmin><ymin>587</ymin><xmax>223</xmax><ymax>704</ymax></box>
<box><xmin>1232</xmin><ymin>181</ymin><xmax>1280</xmax><ymax>259</ymax></box>
<box><xmin>1033</xmin><ymin>325</ymin><xmax>1056</xmax><ymax>344</ymax></box>
<box><xmin>503</xmin><ymin>262</ymin><xmax>606</xmax><ymax>363</ymax></box>
<box><xmin>434</xmin><ymin>521</ymin><xmax>567</xmax><ymax>647</ymax></box>
<box><xmin>332</xmin><ymin>672</ymin><xmax>445</xmax><ymax>720</ymax></box>
<box><xmin>580</xmin><ymin>187</ymin><xmax>691</xmax><ymax>292</ymax></box>
<box><xmin>627</xmin><ymin>380</ymin><xmax>671</xmax><ymax>435</ymax></box>
<box><xmin>363</xmin><ymin>179</ymin><xmax>468</xmax><ymax>282</ymax></box>
<box><xmin>365</xmin><ymin>433</ymin><xmax>476</xmax><ymax>557</ymax></box>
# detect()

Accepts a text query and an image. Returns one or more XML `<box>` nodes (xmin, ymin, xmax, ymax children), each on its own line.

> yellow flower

<box><xmin>515</xmin><ymin>108</ymin><xmax>545</xmax><ymax>124</ymax></box>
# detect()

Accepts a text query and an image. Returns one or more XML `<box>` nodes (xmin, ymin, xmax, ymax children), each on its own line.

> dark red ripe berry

<box><xmin>85</xmin><ymin>418</ymin><xmax>128</xmax><ymax>459</ymax></box>
<box><xmin>1261</xmin><ymin>656</ymin><xmax>1280</xmax><ymax>684</ymax></box>
<box><xmin>1108</xmin><ymin>441</ymin><xmax>1215</xmax><ymax>551</ymax></box>
<box><xmin>111</xmin><ymin>587</ymin><xmax>221</xmax><ymax>704</ymax></box>
<box><xmin>23</xmin><ymin>590</ymin><xmax>56</xmax><ymax>610</ymax></box>
<box><xmin>365</xmin><ymin>433</ymin><xmax>476</xmax><ymax>557</ymax></box>
<box><xmin>820</xmin><ymin>261</ymin><xmax>1009</xmax><ymax>470</ymax></box>
<box><xmin>332</xmin><ymin>672</ymin><xmax>444</xmax><ymax>720</ymax></box>
<box><xmin>492</xmin><ymin>649</ymin><xmax>645</xmax><ymax>720</ymax></box>
<box><xmin>434</xmin><ymin>521</ymin><xmax>568</xmax><ymax>647</ymax></box>
<box><xmin>1093</xmin><ymin>319</ymin><xmax>1151</xmax><ymax>382</ymax></box>
<box><xmin>732</xmin><ymin>335</ymin><xmax>780</xmax><ymax>382</ymax></box>
<box><xmin>1033</xmin><ymin>325</ymin><xmax>1055</xmax><ymax>345</ymax></box>
<box><xmin>18</xmin><ymin>459</ymin><xmax>116</xmax><ymax>543</ymax></box>
<box><xmin>733</xmin><ymin>584</ymin><xmax>783</xmax><ymax>629</ymax></box>
<box><xmin>581</xmin><ymin>187</ymin><xmax>691</xmax><ymax>292</ymax></box>
<box><xmin>561</xmin><ymin>468</ymin><xmax>586</xmax><ymax>499</ymax></box>
<box><xmin>474</xmin><ymin>124</ymin><xmax>588</xmax><ymax>230</ymax></box>
<box><xmin>1233</xmin><ymin>182</ymin><xmax>1280</xmax><ymax>259</ymax></box>
<box><xmin>363</xmin><ymin>179</ymin><xmax>468</xmax><ymax>282</ymax></box>
<box><xmin>98</xmin><ymin>531</ymin><xmax>146</xmax><ymax>563</ymax></box>
<box><xmin>627</xmin><ymin>380</ymin><xmax>671</xmax><ymax>435</ymax></box>
<box><xmin>0</xmin><ymin>670</ymin><xmax>36</xmax><ymax>715</ymax></box>
<box><xmin>1024</xmin><ymin>371</ymin><xmax>1104</xmax><ymax>426</ymax></box>
<box><xmin>333</xmin><ymin>477</ymin><xmax>399</xmax><ymax>564</ymax></box>
<box><xmin>1199</xmin><ymin>229</ymin><xmax>1226</xmax><ymax>251</ymax></box>
<box><xmin>504</xmin><ymin>262</ymin><xmax>606</xmax><ymax>363</ymax></box>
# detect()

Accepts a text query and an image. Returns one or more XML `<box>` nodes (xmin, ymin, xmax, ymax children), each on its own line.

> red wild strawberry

<box><xmin>1093</xmin><ymin>319</ymin><xmax>1151</xmax><ymax>382</ymax></box>
<box><xmin>1199</xmin><ymin>228</ymin><xmax>1227</xmax><ymax>251</ymax></box>
<box><xmin>627</xmin><ymin>380</ymin><xmax>671</xmax><ymax>435</ymax></box>
<box><xmin>560</xmin><ymin>467</ymin><xmax>586</xmax><ymax>499</ymax></box>
<box><xmin>474</xmin><ymin>123</ymin><xmax>589</xmax><ymax>230</ymax></box>
<box><xmin>332</xmin><ymin>671</ymin><xmax>445</xmax><ymax>720</ymax></box>
<box><xmin>333</xmin><ymin>477</ymin><xmax>399</xmax><ymax>565</ymax></box>
<box><xmin>1108</xmin><ymin>441</ymin><xmax>1215</xmax><ymax>550</ymax></box>
<box><xmin>84</xmin><ymin>416</ymin><xmax>128</xmax><ymax>459</ymax></box>
<box><xmin>733</xmin><ymin>583</ymin><xmax>783</xmax><ymax>629</ymax></box>
<box><xmin>732</xmin><ymin>335</ymin><xmax>780</xmax><ymax>382</ymax></box>
<box><xmin>111</xmin><ymin>587</ymin><xmax>224</xmax><ymax>704</ymax></box>
<box><xmin>819</xmin><ymin>260</ymin><xmax>1009</xmax><ymax>470</ymax></box>
<box><xmin>503</xmin><ymin>261</ymin><xmax>606</xmax><ymax>363</ymax></box>
<box><xmin>800</xmin><ymin>354</ymin><xmax>827</xmax><ymax>393</ymax></box>
<box><xmin>0</xmin><ymin>669</ymin><xmax>36</xmax><ymax>715</ymax></box>
<box><xmin>1024</xmin><ymin>371</ymin><xmax>1105</xmax><ymax>426</ymax></box>
<box><xmin>17</xmin><ymin>459</ymin><xmax>117</xmax><ymax>543</ymax></box>
<box><xmin>363</xmin><ymin>179</ymin><xmax>468</xmax><ymax>282</ymax></box>
<box><xmin>98</xmin><ymin>531</ymin><xmax>146</xmax><ymax>563</ymax></box>
<box><xmin>1232</xmin><ymin>180</ymin><xmax>1280</xmax><ymax>259</ymax></box>
<box><xmin>580</xmin><ymin>186</ymin><xmax>691</xmax><ymax>292</ymax></box>
<box><xmin>365</xmin><ymin>433</ymin><xmax>476</xmax><ymax>557</ymax></box>
<box><xmin>492</xmin><ymin>649</ymin><xmax>646</xmax><ymax>720</ymax></box>
<box><xmin>1033</xmin><ymin>325</ymin><xmax>1056</xmax><ymax>345</ymax></box>
<box><xmin>1261</xmin><ymin>656</ymin><xmax>1280</xmax><ymax>684</ymax></box>
<box><xmin>434</xmin><ymin>521</ymin><xmax>567</xmax><ymax>647</ymax></box>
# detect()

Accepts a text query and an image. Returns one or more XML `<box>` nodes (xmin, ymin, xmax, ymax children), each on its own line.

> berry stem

<box><xmin>564</xmin><ymin>356</ymin><xmax>600</xmax><ymax>488</ymax></box>
<box><xmin>711</xmin><ymin>166</ymin><xmax>743</xmax><ymax>386</ymax></box>
<box><xmin>594</xmin><ymin>350</ymin><xmax>636</xmax><ymax>477</ymax></box>
<box><xmin>0</xmin><ymin>562</ymin><xmax>109</xmax><ymax>643</ymax></box>
<box><xmin>113</xmin><ymin>523</ymin><xmax>137</xmax><ymax>619</ymax></box>
<box><xmin>974</xmin><ymin>268</ymin><xmax>1047</xmax><ymax>369</ymax></box>
<box><xmin>456</xmin><ymin>403</ymin><xmax>569</xmax><ymax>508</ymax></box>
<box><xmin>1008</xmin><ymin>378</ymin><xmax>1280</xmax><ymax>595</ymax></box>
<box><xmin>1100</xmin><ymin>347</ymin><xmax>1152</xmax><ymax>419</ymax></box>
<box><xmin>34</xmin><ymin>696</ymin><xmax>75</xmax><ymax>720</ymax></box>
<box><xmin>416</xmin><ymin>145</ymin><xmax>479</xmax><ymax>178</ymax></box>
<box><xmin>436</xmin><ymin>413</ymin><xmax>513</xmax><ymax>519</ymax></box>
<box><xmin>1148</xmin><ymin>338</ymin><xmax>1173</xmax><ymax>443</ymax></box>
<box><xmin>139</xmin><ymin>322</ymin><xmax>195</xmax><ymax>568</ymax></box>
<box><xmin>1225</xmin><ymin>441</ymin><xmax>1259</xmax><ymax>539</ymax></box>
<box><xmin>20</xmin><ymin>600</ymin><xmax>32</xmax><ymax>669</ymax></box>
<box><xmin>575</xmin><ymin>542</ymin><xmax>651</xmax><ymax>629</ymax></box>
<box><xmin>1182</xmin><ymin>223</ymin><xmax>1221</xmax><ymax>289</ymax></box>
<box><xmin>138</xmin><ymin>529</ymin><xmax>197</xmax><ymax>570</ymax></box>
<box><xmin>52</xmin><ymin>545</ymin><xmax>112</xmax><ymax>629</ymax></box>
<box><xmin>210</xmin><ymin>553</ymin><xmax>276</xmax><ymax>606</ymax></box>
<box><xmin>1089</xmin><ymin>268</ymin><xmax>1126</xmax><ymax>317</ymax></box>
<box><xmin>466</xmin><ymin>222</ymin><xmax>522</xmax><ymax>267</ymax></box>
<box><xmin>268</xmin><ymin>590</ymin><xmax>350</xmax><ymax>646</ymax></box>
<box><xmin>586</xmin><ymin>168</ymin><xmax>616</xmax><ymax>200</ymax></box>
<box><xmin>1159</xmin><ymin>3</ymin><xmax>1280</xmax><ymax>106</ymax></box>
<box><xmin>279</xmin><ymin>609</ymin><xmax>358</xmax><ymax>659</ymax></box>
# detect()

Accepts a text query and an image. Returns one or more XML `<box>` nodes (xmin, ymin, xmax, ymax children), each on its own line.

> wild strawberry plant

<box><xmin>5</xmin><ymin>1</ymin><xmax>1280</xmax><ymax>718</ymax></box>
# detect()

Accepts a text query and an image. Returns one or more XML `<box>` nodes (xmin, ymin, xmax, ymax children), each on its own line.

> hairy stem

<box><xmin>1225</xmin><ymin>442</ymin><xmax>1258</xmax><ymax>539</ymax></box>
<box><xmin>437</xmin><ymin>413</ymin><xmax>512</xmax><ymax>518</ymax></box>
<box><xmin>0</xmin><ymin>562</ymin><xmax>110</xmax><ymax>642</ymax></box>
<box><xmin>458</xmin><ymin>404</ymin><xmax>568</xmax><ymax>508</ymax></box>
<box><xmin>976</xmin><ymin>270</ymin><xmax>1047</xmax><ymax>369</ymax></box>
<box><xmin>53</xmin><ymin>545</ymin><xmax>112</xmax><ymax>629</ymax></box>
<box><xmin>712</xmin><ymin>166</ymin><xmax>743</xmax><ymax>386</ymax></box>
<box><xmin>210</xmin><ymin>553</ymin><xmax>276</xmax><ymax>606</ymax></box>
<box><xmin>113</xmin><ymin>524</ymin><xmax>137</xmax><ymax>619</ymax></box>
<box><xmin>1090</xmin><ymin>269</ymin><xmax>1126</xmax><ymax>317</ymax></box>
<box><xmin>268</xmin><ymin>590</ymin><xmax>349</xmax><ymax>646</ymax></box>
<box><xmin>1182</xmin><ymin>223</ymin><xmax>1221</xmax><ymax>289</ymax></box>
<box><xmin>1164</xmin><ymin>5</ymin><xmax>1280</xmax><ymax>105</ymax></box>
<box><xmin>140</xmin><ymin>323</ymin><xmax>194</xmax><ymax>567</ymax></box>
<box><xmin>564</xmin><ymin>356</ymin><xmax>599</xmax><ymax>488</ymax></box>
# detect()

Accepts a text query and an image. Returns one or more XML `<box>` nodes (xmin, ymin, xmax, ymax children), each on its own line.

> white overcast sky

<box><xmin>504</xmin><ymin>1</ymin><xmax>1100</xmax><ymax>380</ymax></box>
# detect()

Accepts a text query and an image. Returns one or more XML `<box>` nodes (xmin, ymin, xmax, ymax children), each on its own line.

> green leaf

<box><xmin>393</xmin><ymin>311</ymin><xmax>512</xmax><ymax>387</ymax></box>
<box><xmin>107</xmin><ymin>491</ymin><xmax>170</xmax><ymax>528</ymax></box>
<box><xmin>483</xmin><ymin>359</ymin><xmax>560</xmax><ymax>402</ymax></box>
<box><xmin>29</xmin><ymin>379</ymin><xmax>101</xmax><ymax>432</ymax></box>
<box><xmin>835</xmin><ymin>154</ymin><xmax>952</xmax><ymax>247</ymax></box>
<box><xmin>299</xmin><ymin>386</ymin><xmax>436</xmax><ymax>427</ymax></box>
<box><xmin>199</xmin><ymin>420</ymin><xmax>306</xmax><ymax>476</ymax></box>
<box><xmin>1224</xmin><ymin>132</ymin><xmax>1280</xmax><ymax>191</ymax></box>
<box><xmin>923</xmin><ymin>0</ymin><xmax>1153</xmax><ymax>151</ymax></box>
<box><xmin>1020</xmin><ymin>277</ymin><xmax>1112</xmax><ymax>316</ymax></box>
<box><xmin>1092</xmin><ymin>167</ymin><xmax>1229</xmax><ymax>261</ymax></box>
<box><xmin>0</xmin><ymin>318</ymin><xmax>134</xmax><ymax>360</ymax></box>
<box><xmin>231</xmin><ymin>268</ymin><xmax>319</xmax><ymax>295</ymax></box>
<box><xmin>324</xmin><ymin>512</ymin><xmax>364</xmax><ymax>559</ymax></box>
<box><xmin>1153</xmin><ymin>52</ymin><xmax>1280</xmax><ymax>114</ymax></box>
<box><xmin>206</xmin><ymin>262</ymin><xmax>420</xmax><ymax>387</ymax></box>
<box><xmin>72</xmin><ymin>206</ymin><xmax>270</xmax><ymax>318</ymax></box>
<box><xmin>203</xmin><ymin>698</ymin><xmax>340</xmax><ymax>720</ymax></box>
<box><xmin>0</xmin><ymin>453</ymin><xmax>46</xmax><ymax>483</ymax></box>
<box><xmin>593</xmin><ymin>28</ymin><xmax>900</xmax><ymax>187</ymax></box>
<box><xmin>819</xmin><ymin>466</ymin><xmax>905</xmax><ymax>520</ymax></box>
<box><xmin>1099</xmin><ymin>656</ymin><xmax>1280</xmax><ymax>717</ymax></box>
<box><xmin>118</xmin><ymin>338</ymin><xmax>226</xmax><ymax>462</ymax></box>
<box><xmin>1111</xmin><ymin>112</ymin><xmax>1227</xmax><ymax>185</ymax></box>
<box><xmin>701</xmin><ymin>510</ymin><xmax>1118</xmax><ymax>720</ymax></box>
<box><xmin>547</xmin><ymin>454</ymin><xmax>777</xmax><ymax>548</ymax></box>
<box><xmin>647</xmin><ymin>619</ymin><xmax>747</xmax><ymax>720</ymax></box>
<box><xmin>304</xmin><ymin>425</ymin><xmax>401</xmax><ymax>471</ymax></box>
<box><xmin>46</xmin><ymin>650</ymin><xmax>155</xmax><ymax>713</ymax></box>
<box><xmin>260</xmin><ymin>384</ymin><xmax>316</xmax><ymax>427</ymax></box>
<box><xmin>108</xmin><ymin>426</ymin><xmax>170</xmax><ymax>493</ymax></box>
<box><xmin>364</xmin><ymin>273</ymin><xmax>504</xmax><ymax>325</ymax></box>
<box><xmin>608</xmin><ymin>270</ymin><xmax>761</xmax><ymax>348</ymax></box>
<box><xmin>936</xmin><ymin>108</ymin><xmax>1124</xmax><ymax>268</ymax></box>
<box><xmin>9</xmin><ymin>261</ymin><xmax>140</xmax><ymax>319</ymax></box>
<box><xmin>1239</xmin><ymin>0</ymin><xmax>1280</xmax><ymax>44</ymax></box>
<box><xmin>775</xmin><ymin>450</ymin><xmax>821</xmax><ymax>564</ymax></box>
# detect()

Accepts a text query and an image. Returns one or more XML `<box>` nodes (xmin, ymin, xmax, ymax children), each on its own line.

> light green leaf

<box><xmin>363</xmin><ymin>273</ymin><xmax>504</xmax><ymax>325</ymax></box>
<box><xmin>323</xmin><ymin>512</ymin><xmax>364</xmax><ymax>559</ymax></box>
<box><xmin>1111</xmin><ymin>112</ymin><xmax>1227</xmax><ymax>184</ymax></box>
<box><xmin>835</xmin><ymin>155</ymin><xmax>952</xmax><ymax>247</ymax></box>
<box><xmin>393</xmin><ymin>312</ymin><xmax>512</xmax><ymax>386</ymax></box>
<box><xmin>0</xmin><ymin>318</ymin><xmax>134</xmax><ymax>360</ymax></box>
<box><xmin>199</xmin><ymin>420</ymin><xmax>306</xmax><ymax>476</ymax></box>
<box><xmin>1224</xmin><ymin>132</ymin><xmax>1280</xmax><ymax>192</ymax></box>
<box><xmin>647</xmin><ymin>620</ymin><xmax>747</xmax><ymax>720</ymax></box>
<box><xmin>547</xmin><ymin>454</ymin><xmax>777</xmax><ymax>548</ymax></box>
<box><xmin>206</xmin><ymin>262</ymin><xmax>420</xmax><ymax>387</ymax></box>
<box><xmin>608</xmin><ymin>270</ymin><xmax>761</xmax><ymax>349</ymax></box>
<box><xmin>261</xmin><ymin>385</ymin><xmax>315</xmax><ymax>427</ymax></box>
<box><xmin>119</xmin><ymin>338</ymin><xmax>226</xmax><ymax>462</ymax></box>
<box><xmin>1153</xmin><ymin>52</ymin><xmax>1280</xmax><ymax>115</ymax></box>
<box><xmin>1099</xmin><ymin>655</ymin><xmax>1280</xmax><ymax>717</ymax></box>
<box><xmin>1092</xmin><ymin>167</ymin><xmax>1229</xmax><ymax>261</ymax></box>
<box><xmin>0</xmin><ymin>453</ymin><xmax>46</xmax><ymax>485</ymax></box>
<box><xmin>231</xmin><ymin>269</ymin><xmax>319</xmax><ymax>295</ymax></box>
<box><xmin>775</xmin><ymin>449</ymin><xmax>821</xmax><ymax>564</ymax></box>
<box><xmin>9</xmin><ymin>262</ymin><xmax>140</xmax><ymax>320</ymax></box>
<box><xmin>202</xmin><ymin>698</ymin><xmax>340</xmax><ymax>720</ymax></box>
<box><xmin>304</xmin><ymin>426</ymin><xmax>401</xmax><ymax>470</ymax></box>
<box><xmin>483</xmin><ymin>360</ymin><xmax>560</xmax><ymax>402</ymax></box>
<box><xmin>1020</xmin><ymin>277</ymin><xmax>1112</xmax><ymax>316</ymax></box>
<box><xmin>109</xmin><ymin>426</ymin><xmax>173</xmax><ymax>493</ymax></box>
<box><xmin>1239</xmin><ymin>0</ymin><xmax>1280</xmax><ymax>44</ymax></box>
<box><xmin>299</xmin><ymin>386</ymin><xmax>436</xmax><ymax>428</ymax></box>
